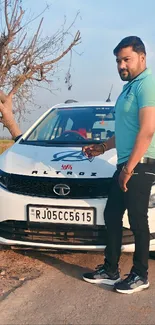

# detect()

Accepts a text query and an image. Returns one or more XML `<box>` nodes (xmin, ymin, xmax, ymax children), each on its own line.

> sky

<box><xmin>2</xmin><ymin>0</ymin><xmax>155</xmax><ymax>136</ymax></box>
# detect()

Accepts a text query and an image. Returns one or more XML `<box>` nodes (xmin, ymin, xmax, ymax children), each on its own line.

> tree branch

<box><xmin>0</xmin><ymin>0</ymin><xmax>81</xmax><ymax>123</ymax></box>
<box><xmin>4</xmin><ymin>0</ymin><xmax>10</xmax><ymax>32</ymax></box>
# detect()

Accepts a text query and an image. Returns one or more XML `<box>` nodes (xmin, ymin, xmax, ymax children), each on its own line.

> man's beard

<box><xmin>119</xmin><ymin>69</ymin><xmax>132</xmax><ymax>81</ymax></box>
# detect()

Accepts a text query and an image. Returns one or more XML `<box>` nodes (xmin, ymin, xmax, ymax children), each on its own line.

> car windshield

<box><xmin>24</xmin><ymin>105</ymin><xmax>115</xmax><ymax>144</ymax></box>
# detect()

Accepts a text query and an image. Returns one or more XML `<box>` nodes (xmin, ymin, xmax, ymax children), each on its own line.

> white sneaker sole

<box><xmin>83</xmin><ymin>276</ymin><xmax>121</xmax><ymax>285</ymax></box>
<box><xmin>115</xmin><ymin>282</ymin><xmax>150</xmax><ymax>294</ymax></box>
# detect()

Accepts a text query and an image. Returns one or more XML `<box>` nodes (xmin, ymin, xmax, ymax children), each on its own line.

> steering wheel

<box><xmin>59</xmin><ymin>130</ymin><xmax>86</xmax><ymax>140</ymax></box>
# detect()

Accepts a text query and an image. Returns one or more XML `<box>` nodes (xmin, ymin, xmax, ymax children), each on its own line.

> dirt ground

<box><xmin>0</xmin><ymin>142</ymin><xmax>44</xmax><ymax>298</ymax></box>
<box><xmin>1</xmin><ymin>244</ymin><xmax>155</xmax><ymax>304</ymax></box>
<box><xmin>0</xmin><ymin>245</ymin><xmax>45</xmax><ymax>299</ymax></box>
<box><xmin>0</xmin><ymin>140</ymin><xmax>13</xmax><ymax>154</ymax></box>
<box><xmin>0</xmin><ymin>245</ymin><xmax>134</xmax><ymax>301</ymax></box>
<box><xmin>1</xmin><ymin>250</ymin><xmax>155</xmax><ymax>325</ymax></box>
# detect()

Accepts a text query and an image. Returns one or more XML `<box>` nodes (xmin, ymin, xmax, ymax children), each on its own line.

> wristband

<box><xmin>100</xmin><ymin>142</ymin><xmax>107</xmax><ymax>153</ymax></box>
<box><xmin>122</xmin><ymin>165</ymin><xmax>134</xmax><ymax>176</ymax></box>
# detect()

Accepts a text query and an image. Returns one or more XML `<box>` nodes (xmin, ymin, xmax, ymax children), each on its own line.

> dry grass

<box><xmin>0</xmin><ymin>140</ymin><xmax>14</xmax><ymax>154</ymax></box>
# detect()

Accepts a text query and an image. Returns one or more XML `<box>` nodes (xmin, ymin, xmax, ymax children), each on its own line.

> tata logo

<box><xmin>53</xmin><ymin>184</ymin><xmax>70</xmax><ymax>196</ymax></box>
<box><xmin>51</xmin><ymin>150</ymin><xmax>94</xmax><ymax>162</ymax></box>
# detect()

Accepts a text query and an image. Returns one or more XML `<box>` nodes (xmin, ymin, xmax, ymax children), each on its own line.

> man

<box><xmin>82</xmin><ymin>36</ymin><xmax>155</xmax><ymax>294</ymax></box>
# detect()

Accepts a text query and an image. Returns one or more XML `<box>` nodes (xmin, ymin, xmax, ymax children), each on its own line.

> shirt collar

<box><xmin>123</xmin><ymin>68</ymin><xmax>152</xmax><ymax>90</ymax></box>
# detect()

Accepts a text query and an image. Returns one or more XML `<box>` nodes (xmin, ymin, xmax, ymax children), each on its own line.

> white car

<box><xmin>0</xmin><ymin>100</ymin><xmax>155</xmax><ymax>255</ymax></box>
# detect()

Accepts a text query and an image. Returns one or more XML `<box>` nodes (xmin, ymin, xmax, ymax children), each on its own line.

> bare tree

<box><xmin>0</xmin><ymin>0</ymin><xmax>81</xmax><ymax>121</ymax></box>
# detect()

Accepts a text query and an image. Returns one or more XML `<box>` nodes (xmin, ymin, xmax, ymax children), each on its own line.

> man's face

<box><xmin>116</xmin><ymin>46</ymin><xmax>146</xmax><ymax>81</ymax></box>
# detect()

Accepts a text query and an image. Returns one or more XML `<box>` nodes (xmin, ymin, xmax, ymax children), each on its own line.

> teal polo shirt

<box><xmin>115</xmin><ymin>68</ymin><xmax>155</xmax><ymax>164</ymax></box>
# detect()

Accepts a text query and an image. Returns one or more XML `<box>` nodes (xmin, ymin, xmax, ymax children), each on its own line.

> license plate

<box><xmin>27</xmin><ymin>205</ymin><xmax>95</xmax><ymax>225</ymax></box>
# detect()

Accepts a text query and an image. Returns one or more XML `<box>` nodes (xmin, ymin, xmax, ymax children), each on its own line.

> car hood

<box><xmin>0</xmin><ymin>143</ymin><xmax>117</xmax><ymax>178</ymax></box>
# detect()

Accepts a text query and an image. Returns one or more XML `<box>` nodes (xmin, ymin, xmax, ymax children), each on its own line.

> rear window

<box><xmin>24</xmin><ymin>106</ymin><xmax>115</xmax><ymax>144</ymax></box>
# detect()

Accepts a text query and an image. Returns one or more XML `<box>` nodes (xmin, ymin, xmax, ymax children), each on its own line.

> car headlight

<box><xmin>0</xmin><ymin>170</ymin><xmax>9</xmax><ymax>188</ymax></box>
<box><xmin>149</xmin><ymin>193</ymin><xmax>155</xmax><ymax>208</ymax></box>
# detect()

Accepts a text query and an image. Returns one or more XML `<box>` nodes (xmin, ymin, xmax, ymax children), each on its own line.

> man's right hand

<box><xmin>82</xmin><ymin>144</ymin><xmax>105</xmax><ymax>158</ymax></box>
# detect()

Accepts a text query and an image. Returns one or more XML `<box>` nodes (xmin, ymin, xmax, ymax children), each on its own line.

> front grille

<box><xmin>5</xmin><ymin>174</ymin><xmax>112</xmax><ymax>199</ymax></box>
<box><xmin>0</xmin><ymin>221</ymin><xmax>107</xmax><ymax>245</ymax></box>
<box><xmin>0</xmin><ymin>221</ymin><xmax>136</xmax><ymax>246</ymax></box>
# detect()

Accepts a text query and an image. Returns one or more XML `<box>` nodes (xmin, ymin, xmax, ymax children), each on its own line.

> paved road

<box><xmin>0</xmin><ymin>251</ymin><xmax>155</xmax><ymax>325</ymax></box>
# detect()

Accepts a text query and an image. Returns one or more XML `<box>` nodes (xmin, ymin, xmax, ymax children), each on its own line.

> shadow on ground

<box><xmin>11</xmin><ymin>247</ymin><xmax>114</xmax><ymax>291</ymax></box>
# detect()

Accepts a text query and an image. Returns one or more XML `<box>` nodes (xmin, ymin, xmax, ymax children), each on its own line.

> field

<box><xmin>0</xmin><ymin>139</ymin><xmax>14</xmax><ymax>154</ymax></box>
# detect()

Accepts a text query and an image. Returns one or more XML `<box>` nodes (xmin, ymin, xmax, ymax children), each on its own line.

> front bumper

<box><xmin>0</xmin><ymin>185</ymin><xmax>107</xmax><ymax>249</ymax></box>
<box><xmin>0</xmin><ymin>186</ymin><xmax>138</xmax><ymax>252</ymax></box>
<box><xmin>0</xmin><ymin>185</ymin><xmax>106</xmax><ymax>223</ymax></box>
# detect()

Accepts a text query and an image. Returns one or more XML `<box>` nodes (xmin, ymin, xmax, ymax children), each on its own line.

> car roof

<box><xmin>52</xmin><ymin>101</ymin><xmax>115</xmax><ymax>109</ymax></box>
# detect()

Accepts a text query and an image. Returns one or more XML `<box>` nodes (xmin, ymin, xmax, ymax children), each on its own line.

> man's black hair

<box><xmin>113</xmin><ymin>36</ymin><xmax>146</xmax><ymax>56</ymax></box>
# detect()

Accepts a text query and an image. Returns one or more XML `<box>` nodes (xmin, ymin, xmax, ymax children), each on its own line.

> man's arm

<box><xmin>0</xmin><ymin>92</ymin><xmax>22</xmax><ymax>140</ymax></box>
<box><xmin>126</xmin><ymin>106</ymin><xmax>155</xmax><ymax>173</ymax></box>
<box><xmin>104</xmin><ymin>135</ymin><xmax>115</xmax><ymax>151</ymax></box>
<box><xmin>5</xmin><ymin>119</ymin><xmax>22</xmax><ymax>140</ymax></box>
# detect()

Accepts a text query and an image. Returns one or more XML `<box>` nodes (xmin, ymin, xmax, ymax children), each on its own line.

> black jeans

<box><xmin>104</xmin><ymin>162</ymin><xmax>155</xmax><ymax>278</ymax></box>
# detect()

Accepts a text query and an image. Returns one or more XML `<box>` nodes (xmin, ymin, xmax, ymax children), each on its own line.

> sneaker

<box><xmin>83</xmin><ymin>264</ymin><xmax>121</xmax><ymax>285</ymax></box>
<box><xmin>114</xmin><ymin>272</ymin><xmax>149</xmax><ymax>294</ymax></box>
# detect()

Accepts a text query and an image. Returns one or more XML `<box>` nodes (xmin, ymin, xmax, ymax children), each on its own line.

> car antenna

<box><xmin>106</xmin><ymin>84</ymin><xmax>113</xmax><ymax>102</ymax></box>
